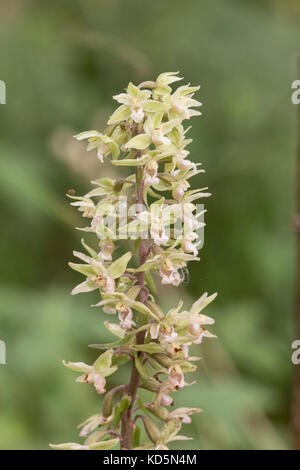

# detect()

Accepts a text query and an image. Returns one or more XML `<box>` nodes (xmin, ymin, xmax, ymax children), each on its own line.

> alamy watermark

<box><xmin>83</xmin><ymin>199</ymin><xmax>206</xmax><ymax>249</ymax></box>
<box><xmin>291</xmin><ymin>340</ymin><xmax>300</xmax><ymax>365</ymax></box>
<box><xmin>0</xmin><ymin>80</ymin><xmax>6</xmax><ymax>104</ymax></box>
<box><xmin>0</xmin><ymin>340</ymin><xmax>6</xmax><ymax>364</ymax></box>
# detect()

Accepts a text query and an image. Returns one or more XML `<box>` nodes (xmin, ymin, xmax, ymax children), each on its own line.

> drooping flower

<box><xmin>168</xmin><ymin>364</ymin><xmax>185</xmax><ymax>389</ymax></box>
<box><xmin>112</xmin><ymin>82</ymin><xmax>168</xmax><ymax>125</ymax></box>
<box><xmin>168</xmin><ymin>85</ymin><xmax>202</xmax><ymax>120</ymax></box>
<box><xmin>116</xmin><ymin>301</ymin><xmax>135</xmax><ymax>330</ymax></box>
<box><xmin>69</xmin><ymin>242</ymin><xmax>131</xmax><ymax>296</ymax></box>
<box><xmin>144</xmin><ymin>160</ymin><xmax>159</xmax><ymax>186</ymax></box>
<box><xmin>63</xmin><ymin>350</ymin><xmax>117</xmax><ymax>395</ymax></box>
<box><xmin>172</xmin><ymin>180</ymin><xmax>189</xmax><ymax>201</ymax></box>
<box><xmin>169</xmin><ymin>407</ymin><xmax>202</xmax><ymax>424</ymax></box>
<box><xmin>159</xmin><ymin>258</ymin><xmax>182</xmax><ymax>286</ymax></box>
<box><xmin>99</xmin><ymin>238</ymin><xmax>115</xmax><ymax>261</ymax></box>
<box><xmin>74</xmin><ymin>131</ymin><xmax>119</xmax><ymax>162</ymax></box>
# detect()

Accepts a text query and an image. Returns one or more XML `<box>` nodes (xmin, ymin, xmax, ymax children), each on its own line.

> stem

<box><xmin>120</xmin><ymin>166</ymin><xmax>148</xmax><ymax>449</ymax></box>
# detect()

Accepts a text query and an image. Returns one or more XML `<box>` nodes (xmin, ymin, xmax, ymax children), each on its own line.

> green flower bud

<box><xmin>147</xmin><ymin>405</ymin><xmax>169</xmax><ymax>421</ymax></box>
<box><xmin>152</xmin><ymin>353</ymin><xmax>173</xmax><ymax>368</ymax></box>
<box><xmin>142</xmin><ymin>416</ymin><xmax>161</xmax><ymax>444</ymax></box>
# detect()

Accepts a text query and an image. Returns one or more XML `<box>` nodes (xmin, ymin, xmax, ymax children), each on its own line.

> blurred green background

<box><xmin>0</xmin><ymin>0</ymin><xmax>298</xmax><ymax>449</ymax></box>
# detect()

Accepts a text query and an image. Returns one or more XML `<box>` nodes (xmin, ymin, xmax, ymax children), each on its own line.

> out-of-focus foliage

<box><xmin>0</xmin><ymin>0</ymin><xmax>297</xmax><ymax>449</ymax></box>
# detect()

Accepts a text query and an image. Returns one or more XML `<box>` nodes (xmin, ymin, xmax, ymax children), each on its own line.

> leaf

<box><xmin>74</xmin><ymin>130</ymin><xmax>101</xmax><ymax>141</ymax></box>
<box><xmin>131</xmin><ymin>301</ymin><xmax>160</xmax><ymax>320</ymax></box>
<box><xmin>71</xmin><ymin>280</ymin><xmax>98</xmax><ymax>295</ymax></box>
<box><xmin>107</xmin><ymin>251</ymin><xmax>132</xmax><ymax>279</ymax></box>
<box><xmin>133</xmin><ymin>343</ymin><xmax>163</xmax><ymax>354</ymax></box>
<box><xmin>68</xmin><ymin>262</ymin><xmax>96</xmax><ymax>277</ymax></box>
<box><xmin>89</xmin><ymin>438</ymin><xmax>119</xmax><ymax>450</ymax></box>
<box><xmin>143</xmin><ymin>100</ymin><xmax>168</xmax><ymax>112</ymax></box>
<box><xmin>126</xmin><ymin>285</ymin><xmax>142</xmax><ymax>300</ymax></box>
<box><xmin>157</xmin><ymin>72</ymin><xmax>182</xmax><ymax>86</ymax></box>
<box><xmin>135</xmin><ymin>354</ymin><xmax>151</xmax><ymax>378</ymax></box>
<box><xmin>111</xmin><ymin>154</ymin><xmax>150</xmax><ymax>166</ymax></box>
<box><xmin>91</xmin><ymin>177</ymin><xmax>115</xmax><ymax>189</ymax></box>
<box><xmin>49</xmin><ymin>442</ymin><xmax>89</xmax><ymax>450</ymax></box>
<box><xmin>161</xmin><ymin>118</ymin><xmax>180</xmax><ymax>135</ymax></box>
<box><xmin>145</xmin><ymin>300</ymin><xmax>164</xmax><ymax>319</ymax></box>
<box><xmin>93</xmin><ymin>349</ymin><xmax>113</xmax><ymax>373</ymax></box>
<box><xmin>127</xmin><ymin>81</ymin><xmax>140</xmax><ymax>97</ymax></box>
<box><xmin>190</xmin><ymin>292</ymin><xmax>217</xmax><ymax>315</ymax></box>
<box><xmin>104</xmin><ymin>321</ymin><xmax>125</xmax><ymax>338</ymax></box>
<box><xmin>107</xmin><ymin>140</ymin><xmax>120</xmax><ymax>160</ymax></box>
<box><xmin>62</xmin><ymin>360</ymin><xmax>93</xmax><ymax>374</ymax></box>
<box><xmin>89</xmin><ymin>336</ymin><xmax>131</xmax><ymax>350</ymax></box>
<box><xmin>108</xmin><ymin>104</ymin><xmax>131</xmax><ymax>125</ymax></box>
<box><xmin>124</xmin><ymin>134</ymin><xmax>151</xmax><ymax>150</ymax></box>
<box><xmin>81</xmin><ymin>238</ymin><xmax>98</xmax><ymax>259</ymax></box>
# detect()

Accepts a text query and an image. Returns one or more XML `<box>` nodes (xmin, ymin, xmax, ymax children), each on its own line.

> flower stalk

<box><xmin>50</xmin><ymin>72</ymin><xmax>217</xmax><ymax>451</ymax></box>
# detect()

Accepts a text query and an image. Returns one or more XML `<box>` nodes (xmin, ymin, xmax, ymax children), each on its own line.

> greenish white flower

<box><xmin>62</xmin><ymin>350</ymin><xmax>117</xmax><ymax>395</ymax></box>
<box><xmin>75</xmin><ymin>131</ymin><xmax>119</xmax><ymax>162</ymax></box>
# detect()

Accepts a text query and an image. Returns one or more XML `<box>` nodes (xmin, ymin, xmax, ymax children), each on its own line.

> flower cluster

<box><xmin>50</xmin><ymin>73</ymin><xmax>217</xmax><ymax>451</ymax></box>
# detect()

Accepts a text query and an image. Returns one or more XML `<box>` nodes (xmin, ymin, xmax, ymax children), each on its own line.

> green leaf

<box><xmin>133</xmin><ymin>343</ymin><xmax>163</xmax><ymax>354</ymax></box>
<box><xmin>62</xmin><ymin>360</ymin><xmax>93</xmax><ymax>373</ymax></box>
<box><xmin>49</xmin><ymin>442</ymin><xmax>88</xmax><ymax>450</ymax></box>
<box><xmin>111</xmin><ymin>154</ymin><xmax>150</xmax><ymax>166</ymax></box>
<box><xmin>74</xmin><ymin>130</ymin><xmax>101</xmax><ymax>141</ymax></box>
<box><xmin>81</xmin><ymin>238</ymin><xmax>98</xmax><ymax>259</ymax></box>
<box><xmin>71</xmin><ymin>280</ymin><xmax>98</xmax><ymax>295</ymax></box>
<box><xmin>104</xmin><ymin>321</ymin><xmax>125</xmax><ymax>338</ymax></box>
<box><xmin>93</xmin><ymin>349</ymin><xmax>113</xmax><ymax>372</ymax></box>
<box><xmin>89</xmin><ymin>438</ymin><xmax>119</xmax><ymax>450</ymax></box>
<box><xmin>68</xmin><ymin>262</ymin><xmax>96</xmax><ymax>277</ymax></box>
<box><xmin>108</xmin><ymin>104</ymin><xmax>131</xmax><ymax>125</ymax></box>
<box><xmin>124</xmin><ymin>134</ymin><xmax>151</xmax><ymax>150</ymax></box>
<box><xmin>190</xmin><ymin>292</ymin><xmax>217</xmax><ymax>315</ymax></box>
<box><xmin>127</xmin><ymin>81</ymin><xmax>140</xmax><ymax>97</ymax></box>
<box><xmin>145</xmin><ymin>300</ymin><xmax>164</xmax><ymax>319</ymax></box>
<box><xmin>143</xmin><ymin>100</ymin><xmax>168</xmax><ymax>112</ymax></box>
<box><xmin>131</xmin><ymin>301</ymin><xmax>160</xmax><ymax>320</ymax></box>
<box><xmin>135</xmin><ymin>353</ymin><xmax>151</xmax><ymax>378</ymax></box>
<box><xmin>107</xmin><ymin>251</ymin><xmax>132</xmax><ymax>279</ymax></box>
<box><xmin>126</xmin><ymin>285</ymin><xmax>142</xmax><ymax>300</ymax></box>
<box><xmin>89</xmin><ymin>336</ymin><xmax>131</xmax><ymax>350</ymax></box>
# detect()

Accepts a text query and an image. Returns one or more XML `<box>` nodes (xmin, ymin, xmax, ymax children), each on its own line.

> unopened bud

<box><xmin>147</xmin><ymin>405</ymin><xmax>169</xmax><ymax>421</ymax></box>
<box><xmin>102</xmin><ymin>391</ymin><xmax>114</xmax><ymax>417</ymax></box>
<box><xmin>142</xmin><ymin>416</ymin><xmax>160</xmax><ymax>443</ymax></box>
<box><xmin>152</xmin><ymin>353</ymin><xmax>173</xmax><ymax>368</ymax></box>
<box><xmin>140</xmin><ymin>378</ymin><xmax>161</xmax><ymax>392</ymax></box>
